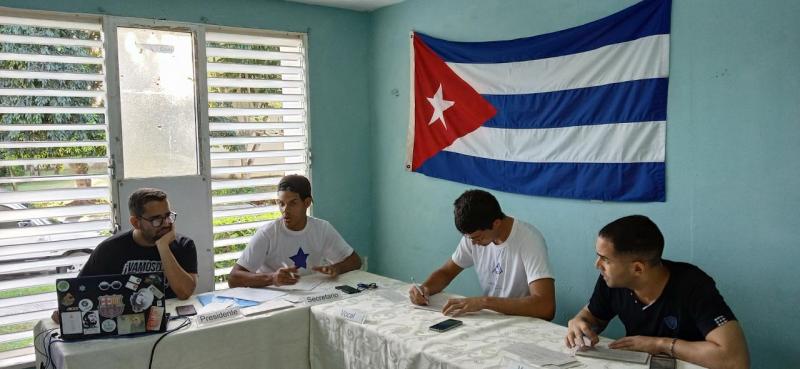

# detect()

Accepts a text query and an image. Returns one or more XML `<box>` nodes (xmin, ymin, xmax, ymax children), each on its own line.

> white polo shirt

<box><xmin>452</xmin><ymin>218</ymin><xmax>553</xmax><ymax>298</ymax></box>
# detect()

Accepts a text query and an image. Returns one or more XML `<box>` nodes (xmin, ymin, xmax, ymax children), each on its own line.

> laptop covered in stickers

<box><xmin>55</xmin><ymin>272</ymin><xmax>168</xmax><ymax>340</ymax></box>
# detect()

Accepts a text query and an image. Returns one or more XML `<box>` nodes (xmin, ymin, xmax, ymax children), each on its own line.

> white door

<box><xmin>104</xmin><ymin>20</ymin><xmax>214</xmax><ymax>293</ymax></box>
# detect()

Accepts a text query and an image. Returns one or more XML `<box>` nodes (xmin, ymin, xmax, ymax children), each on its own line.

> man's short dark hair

<box><xmin>453</xmin><ymin>189</ymin><xmax>506</xmax><ymax>234</ymax></box>
<box><xmin>599</xmin><ymin>215</ymin><xmax>664</xmax><ymax>264</ymax></box>
<box><xmin>278</xmin><ymin>174</ymin><xmax>312</xmax><ymax>200</ymax></box>
<box><xmin>128</xmin><ymin>188</ymin><xmax>168</xmax><ymax>217</ymax></box>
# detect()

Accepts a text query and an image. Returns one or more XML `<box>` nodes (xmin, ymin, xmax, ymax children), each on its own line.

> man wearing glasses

<box><xmin>77</xmin><ymin>188</ymin><xmax>197</xmax><ymax>299</ymax></box>
<box><xmin>408</xmin><ymin>189</ymin><xmax>555</xmax><ymax>319</ymax></box>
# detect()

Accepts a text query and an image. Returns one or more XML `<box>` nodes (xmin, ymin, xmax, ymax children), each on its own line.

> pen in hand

<box><xmin>281</xmin><ymin>262</ymin><xmax>298</xmax><ymax>279</ymax></box>
<box><xmin>411</xmin><ymin>277</ymin><xmax>428</xmax><ymax>304</ymax></box>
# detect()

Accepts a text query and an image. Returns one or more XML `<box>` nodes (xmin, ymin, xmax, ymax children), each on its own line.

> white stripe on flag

<box><xmin>444</xmin><ymin>121</ymin><xmax>665</xmax><ymax>163</ymax></box>
<box><xmin>447</xmin><ymin>34</ymin><xmax>669</xmax><ymax>95</ymax></box>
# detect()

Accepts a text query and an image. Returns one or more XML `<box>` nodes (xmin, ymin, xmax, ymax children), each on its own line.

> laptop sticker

<box><xmin>56</xmin><ymin>280</ymin><xmax>70</xmax><ymax>292</ymax></box>
<box><xmin>144</xmin><ymin>274</ymin><xmax>163</xmax><ymax>287</ymax></box>
<box><xmin>117</xmin><ymin>314</ymin><xmax>146</xmax><ymax>335</ymax></box>
<box><xmin>147</xmin><ymin>306</ymin><xmax>164</xmax><ymax>331</ymax></box>
<box><xmin>78</xmin><ymin>298</ymin><xmax>93</xmax><ymax>312</ymax></box>
<box><xmin>101</xmin><ymin>319</ymin><xmax>116</xmax><ymax>333</ymax></box>
<box><xmin>130</xmin><ymin>289</ymin><xmax>154</xmax><ymax>312</ymax></box>
<box><xmin>99</xmin><ymin>295</ymin><xmax>124</xmax><ymax>318</ymax></box>
<box><xmin>60</xmin><ymin>293</ymin><xmax>75</xmax><ymax>307</ymax></box>
<box><xmin>82</xmin><ymin>311</ymin><xmax>100</xmax><ymax>334</ymax></box>
<box><xmin>147</xmin><ymin>284</ymin><xmax>165</xmax><ymax>299</ymax></box>
<box><xmin>61</xmin><ymin>311</ymin><xmax>83</xmax><ymax>334</ymax></box>
<box><xmin>126</xmin><ymin>275</ymin><xmax>142</xmax><ymax>291</ymax></box>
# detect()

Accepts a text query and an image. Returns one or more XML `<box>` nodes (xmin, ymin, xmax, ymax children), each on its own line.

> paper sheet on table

<box><xmin>196</xmin><ymin>293</ymin><xmax>260</xmax><ymax>308</ymax></box>
<box><xmin>216</xmin><ymin>287</ymin><xmax>287</xmax><ymax>302</ymax></box>
<box><xmin>267</xmin><ymin>273</ymin><xmax>333</xmax><ymax>291</ymax></box>
<box><xmin>410</xmin><ymin>293</ymin><xmax>449</xmax><ymax>312</ymax></box>
<box><xmin>197</xmin><ymin>300</ymin><xmax>234</xmax><ymax>314</ymax></box>
<box><xmin>240</xmin><ymin>299</ymin><xmax>295</xmax><ymax>316</ymax></box>
<box><xmin>503</xmin><ymin>342</ymin><xmax>578</xmax><ymax>367</ymax></box>
<box><xmin>575</xmin><ymin>346</ymin><xmax>650</xmax><ymax>364</ymax></box>
<box><xmin>374</xmin><ymin>288</ymin><xmax>407</xmax><ymax>304</ymax></box>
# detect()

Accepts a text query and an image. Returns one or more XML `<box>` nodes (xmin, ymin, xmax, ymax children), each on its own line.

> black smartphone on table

<box><xmin>429</xmin><ymin>319</ymin><xmax>462</xmax><ymax>332</ymax></box>
<box><xmin>335</xmin><ymin>285</ymin><xmax>361</xmax><ymax>294</ymax></box>
<box><xmin>176</xmin><ymin>304</ymin><xmax>197</xmax><ymax>317</ymax></box>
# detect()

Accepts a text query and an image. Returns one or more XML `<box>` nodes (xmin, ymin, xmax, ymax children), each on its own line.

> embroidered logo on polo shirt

<box><xmin>663</xmin><ymin>315</ymin><xmax>678</xmax><ymax>330</ymax></box>
<box><xmin>714</xmin><ymin>315</ymin><xmax>728</xmax><ymax>327</ymax></box>
<box><xmin>492</xmin><ymin>262</ymin><xmax>503</xmax><ymax>275</ymax></box>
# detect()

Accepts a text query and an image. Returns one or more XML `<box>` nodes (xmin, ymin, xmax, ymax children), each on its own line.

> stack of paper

<box><xmin>240</xmin><ymin>299</ymin><xmax>295</xmax><ymax>316</ymax></box>
<box><xmin>575</xmin><ymin>346</ymin><xmax>650</xmax><ymax>364</ymax></box>
<box><xmin>504</xmin><ymin>343</ymin><xmax>579</xmax><ymax>368</ymax></box>
<box><xmin>216</xmin><ymin>287</ymin><xmax>286</xmax><ymax>302</ymax></box>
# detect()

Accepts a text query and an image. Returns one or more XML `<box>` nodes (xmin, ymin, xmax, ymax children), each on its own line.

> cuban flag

<box><xmin>406</xmin><ymin>0</ymin><xmax>670</xmax><ymax>202</ymax></box>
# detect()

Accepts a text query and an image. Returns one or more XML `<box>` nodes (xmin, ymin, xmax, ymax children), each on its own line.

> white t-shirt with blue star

<box><xmin>237</xmin><ymin>216</ymin><xmax>354</xmax><ymax>275</ymax></box>
<box><xmin>451</xmin><ymin>218</ymin><xmax>553</xmax><ymax>298</ymax></box>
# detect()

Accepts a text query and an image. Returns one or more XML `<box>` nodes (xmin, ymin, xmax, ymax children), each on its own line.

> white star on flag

<box><xmin>427</xmin><ymin>84</ymin><xmax>455</xmax><ymax>130</ymax></box>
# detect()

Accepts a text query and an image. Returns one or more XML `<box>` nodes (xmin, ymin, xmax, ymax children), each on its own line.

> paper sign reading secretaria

<box><xmin>302</xmin><ymin>291</ymin><xmax>342</xmax><ymax>305</ymax></box>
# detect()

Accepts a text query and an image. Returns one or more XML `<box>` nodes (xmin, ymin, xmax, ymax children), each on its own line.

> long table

<box><xmin>310</xmin><ymin>272</ymin><xmax>704</xmax><ymax>369</ymax></box>
<box><xmin>34</xmin><ymin>294</ymin><xmax>310</xmax><ymax>369</ymax></box>
<box><xmin>34</xmin><ymin>271</ymin><xmax>703</xmax><ymax>369</ymax></box>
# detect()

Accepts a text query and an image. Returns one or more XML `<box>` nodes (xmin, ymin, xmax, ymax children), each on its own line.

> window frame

<box><xmin>0</xmin><ymin>7</ymin><xmax>311</xmax><ymax>368</ymax></box>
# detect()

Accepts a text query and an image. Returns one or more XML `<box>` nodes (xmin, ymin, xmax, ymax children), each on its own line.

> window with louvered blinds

<box><xmin>0</xmin><ymin>14</ymin><xmax>111</xmax><ymax>366</ymax></box>
<box><xmin>205</xmin><ymin>31</ymin><xmax>308</xmax><ymax>290</ymax></box>
<box><xmin>0</xmin><ymin>14</ymin><xmax>310</xmax><ymax>366</ymax></box>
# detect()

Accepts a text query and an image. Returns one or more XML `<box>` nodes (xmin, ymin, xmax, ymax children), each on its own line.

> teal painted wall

<box><xmin>368</xmin><ymin>1</ymin><xmax>800</xmax><ymax>368</ymax></box>
<box><xmin>0</xmin><ymin>0</ymin><xmax>374</xmax><ymax>257</ymax></box>
<box><xmin>3</xmin><ymin>0</ymin><xmax>799</xmax><ymax>367</ymax></box>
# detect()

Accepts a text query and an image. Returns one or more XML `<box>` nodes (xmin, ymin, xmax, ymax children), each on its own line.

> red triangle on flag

<box><xmin>411</xmin><ymin>33</ymin><xmax>497</xmax><ymax>171</ymax></box>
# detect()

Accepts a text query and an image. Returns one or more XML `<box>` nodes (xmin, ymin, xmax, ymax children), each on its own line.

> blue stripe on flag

<box><xmin>483</xmin><ymin>78</ymin><xmax>668</xmax><ymax>129</ymax></box>
<box><xmin>418</xmin><ymin>151</ymin><xmax>665</xmax><ymax>202</ymax></box>
<box><xmin>417</xmin><ymin>0</ymin><xmax>671</xmax><ymax>63</ymax></box>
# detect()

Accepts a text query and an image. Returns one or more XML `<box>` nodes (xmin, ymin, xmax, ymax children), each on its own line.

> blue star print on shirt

<box><xmin>290</xmin><ymin>247</ymin><xmax>310</xmax><ymax>269</ymax></box>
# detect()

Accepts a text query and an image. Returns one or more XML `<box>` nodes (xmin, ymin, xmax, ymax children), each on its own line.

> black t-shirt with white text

<box><xmin>588</xmin><ymin>260</ymin><xmax>737</xmax><ymax>341</ymax></box>
<box><xmin>79</xmin><ymin>230</ymin><xmax>198</xmax><ymax>298</ymax></box>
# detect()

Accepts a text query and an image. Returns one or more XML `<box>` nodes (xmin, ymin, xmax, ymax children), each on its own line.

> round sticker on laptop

<box><xmin>130</xmin><ymin>289</ymin><xmax>154</xmax><ymax>313</ymax></box>
<box><xmin>60</xmin><ymin>293</ymin><xmax>75</xmax><ymax>307</ymax></box>
<box><xmin>57</xmin><ymin>280</ymin><xmax>70</xmax><ymax>292</ymax></box>
<box><xmin>78</xmin><ymin>298</ymin><xmax>93</xmax><ymax>312</ymax></box>
<box><xmin>101</xmin><ymin>319</ymin><xmax>116</xmax><ymax>333</ymax></box>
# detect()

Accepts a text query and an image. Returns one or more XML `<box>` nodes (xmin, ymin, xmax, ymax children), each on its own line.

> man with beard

<box><xmin>564</xmin><ymin>215</ymin><xmax>749</xmax><ymax>369</ymax></box>
<box><xmin>76</xmin><ymin>188</ymin><xmax>197</xmax><ymax>299</ymax></box>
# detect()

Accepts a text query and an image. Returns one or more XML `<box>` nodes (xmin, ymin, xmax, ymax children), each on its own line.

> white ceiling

<box><xmin>284</xmin><ymin>0</ymin><xmax>405</xmax><ymax>12</ymax></box>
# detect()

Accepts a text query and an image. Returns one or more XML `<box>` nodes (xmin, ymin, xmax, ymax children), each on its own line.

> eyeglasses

<box><xmin>356</xmin><ymin>282</ymin><xmax>378</xmax><ymax>291</ymax></box>
<box><xmin>139</xmin><ymin>211</ymin><xmax>177</xmax><ymax>227</ymax></box>
<box><xmin>98</xmin><ymin>280</ymin><xmax>123</xmax><ymax>291</ymax></box>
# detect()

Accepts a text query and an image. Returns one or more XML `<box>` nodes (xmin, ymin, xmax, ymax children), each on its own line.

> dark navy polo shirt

<box><xmin>588</xmin><ymin>260</ymin><xmax>737</xmax><ymax>341</ymax></box>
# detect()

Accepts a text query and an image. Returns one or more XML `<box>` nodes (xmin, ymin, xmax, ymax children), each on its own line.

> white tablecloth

<box><xmin>309</xmin><ymin>272</ymin><xmax>705</xmax><ymax>369</ymax></box>
<box><xmin>35</xmin><ymin>295</ymin><xmax>311</xmax><ymax>369</ymax></box>
<box><xmin>34</xmin><ymin>271</ymin><xmax>704</xmax><ymax>369</ymax></box>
